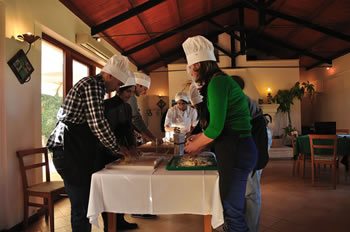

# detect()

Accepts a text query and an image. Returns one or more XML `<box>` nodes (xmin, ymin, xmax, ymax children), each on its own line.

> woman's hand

<box><xmin>185</xmin><ymin>134</ymin><xmax>203</xmax><ymax>154</ymax></box>
<box><xmin>185</xmin><ymin>133</ymin><xmax>213</xmax><ymax>155</ymax></box>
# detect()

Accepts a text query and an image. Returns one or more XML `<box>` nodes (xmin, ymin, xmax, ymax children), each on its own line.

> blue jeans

<box><xmin>64</xmin><ymin>180</ymin><xmax>91</xmax><ymax>232</ymax></box>
<box><xmin>245</xmin><ymin>170</ymin><xmax>262</xmax><ymax>232</ymax></box>
<box><xmin>215</xmin><ymin>136</ymin><xmax>257</xmax><ymax>232</ymax></box>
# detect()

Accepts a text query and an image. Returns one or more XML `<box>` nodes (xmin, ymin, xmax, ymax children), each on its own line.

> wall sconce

<box><xmin>17</xmin><ymin>32</ymin><xmax>41</xmax><ymax>54</ymax></box>
<box><xmin>267</xmin><ymin>87</ymin><xmax>272</xmax><ymax>104</ymax></box>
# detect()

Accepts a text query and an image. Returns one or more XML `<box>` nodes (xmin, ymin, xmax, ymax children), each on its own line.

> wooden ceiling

<box><xmin>60</xmin><ymin>0</ymin><xmax>350</xmax><ymax>73</ymax></box>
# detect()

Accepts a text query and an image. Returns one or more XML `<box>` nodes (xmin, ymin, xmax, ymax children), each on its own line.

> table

<box><xmin>294</xmin><ymin>135</ymin><xmax>350</xmax><ymax>171</ymax></box>
<box><xmin>87</xmin><ymin>163</ymin><xmax>223</xmax><ymax>232</ymax></box>
<box><xmin>294</xmin><ymin>135</ymin><xmax>350</xmax><ymax>158</ymax></box>
<box><xmin>138</xmin><ymin>141</ymin><xmax>175</xmax><ymax>154</ymax></box>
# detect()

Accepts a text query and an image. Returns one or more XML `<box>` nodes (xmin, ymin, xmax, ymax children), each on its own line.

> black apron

<box><xmin>53</xmin><ymin>122</ymin><xmax>99</xmax><ymax>185</ymax></box>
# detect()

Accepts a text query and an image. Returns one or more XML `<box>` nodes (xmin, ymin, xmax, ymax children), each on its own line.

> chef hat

<box><xmin>102</xmin><ymin>54</ymin><xmax>130</xmax><ymax>84</ymax></box>
<box><xmin>175</xmin><ymin>92</ymin><xmax>190</xmax><ymax>103</ymax></box>
<box><xmin>189</xmin><ymin>82</ymin><xmax>203</xmax><ymax>105</ymax></box>
<box><xmin>134</xmin><ymin>72</ymin><xmax>151</xmax><ymax>89</ymax></box>
<box><xmin>119</xmin><ymin>71</ymin><xmax>136</xmax><ymax>88</ymax></box>
<box><xmin>182</xmin><ymin>35</ymin><xmax>216</xmax><ymax>66</ymax></box>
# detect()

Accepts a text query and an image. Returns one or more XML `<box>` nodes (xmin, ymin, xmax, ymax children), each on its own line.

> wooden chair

<box><xmin>336</xmin><ymin>129</ymin><xmax>349</xmax><ymax>135</ymax></box>
<box><xmin>309</xmin><ymin>135</ymin><xmax>338</xmax><ymax>189</ymax></box>
<box><xmin>292</xmin><ymin>134</ymin><xmax>301</xmax><ymax>176</ymax></box>
<box><xmin>17</xmin><ymin>147</ymin><xmax>65</xmax><ymax>232</ymax></box>
<box><xmin>292</xmin><ymin>134</ymin><xmax>310</xmax><ymax>177</ymax></box>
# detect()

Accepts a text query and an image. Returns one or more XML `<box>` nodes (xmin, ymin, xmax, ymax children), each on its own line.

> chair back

<box><xmin>17</xmin><ymin>147</ymin><xmax>50</xmax><ymax>189</ymax></box>
<box><xmin>309</xmin><ymin>134</ymin><xmax>337</xmax><ymax>162</ymax></box>
<box><xmin>336</xmin><ymin>129</ymin><xmax>349</xmax><ymax>135</ymax></box>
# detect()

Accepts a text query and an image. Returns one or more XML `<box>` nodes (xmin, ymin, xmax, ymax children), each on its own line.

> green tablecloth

<box><xmin>294</xmin><ymin>135</ymin><xmax>350</xmax><ymax>159</ymax></box>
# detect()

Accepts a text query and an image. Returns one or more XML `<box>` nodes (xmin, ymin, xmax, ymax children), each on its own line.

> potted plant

<box><xmin>273</xmin><ymin>81</ymin><xmax>315</xmax><ymax>139</ymax></box>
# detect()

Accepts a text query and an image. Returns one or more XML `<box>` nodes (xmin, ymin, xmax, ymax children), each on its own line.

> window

<box><xmin>41</xmin><ymin>34</ymin><xmax>103</xmax><ymax>180</ymax></box>
<box><xmin>73</xmin><ymin>59</ymin><xmax>89</xmax><ymax>85</ymax></box>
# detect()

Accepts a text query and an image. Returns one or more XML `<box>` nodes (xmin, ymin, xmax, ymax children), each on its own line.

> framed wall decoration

<box><xmin>7</xmin><ymin>49</ymin><xmax>34</xmax><ymax>84</ymax></box>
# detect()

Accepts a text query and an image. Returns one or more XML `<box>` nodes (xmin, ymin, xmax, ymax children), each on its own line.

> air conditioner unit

<box><xmin>76</xmin><ymin>34</ymin><xmax>113</xmax><ymax>61</ymax></box>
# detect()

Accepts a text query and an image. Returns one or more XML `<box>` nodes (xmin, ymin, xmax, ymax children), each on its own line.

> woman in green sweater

<box><xmin>183</xmin><ymin>36</ymin><xmax>257</xmax><ymax>232</ymax></box>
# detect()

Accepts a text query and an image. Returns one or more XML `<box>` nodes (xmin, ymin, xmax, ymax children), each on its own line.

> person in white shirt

<box><xmin>164</xmin><ymin>91</ymin><xmax>198</xmax><ymax>140</ymax></box>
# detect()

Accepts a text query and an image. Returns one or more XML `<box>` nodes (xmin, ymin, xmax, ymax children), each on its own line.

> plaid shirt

<box><xmin>46</xmin><ymin>74</ymin><xmax>119</xmax><ymax>154</ymax></box>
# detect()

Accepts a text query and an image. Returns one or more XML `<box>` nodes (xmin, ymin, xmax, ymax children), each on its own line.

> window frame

<box><xmin>42</xmin><ymin>33</ymin><xmax>103</xmax><ymax>97</ymax></box>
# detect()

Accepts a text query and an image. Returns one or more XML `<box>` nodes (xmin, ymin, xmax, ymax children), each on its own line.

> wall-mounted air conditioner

<box><xmin>76</xmin><ymin>34</ymin><xmax>113</xmax><ymax>61</ymax></box>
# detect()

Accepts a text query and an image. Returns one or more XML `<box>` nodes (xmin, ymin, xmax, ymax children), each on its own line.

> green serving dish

<box><xmin>166</xmin><ymin>155</ymin><xmax>217</xmax><ymax>171</ymax></box>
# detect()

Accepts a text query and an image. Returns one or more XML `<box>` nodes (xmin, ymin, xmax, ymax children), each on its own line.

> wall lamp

<box><xmin>17</xmin><ymin>32</ymin><xmax>41</xmax><ymax>54</ymax></box>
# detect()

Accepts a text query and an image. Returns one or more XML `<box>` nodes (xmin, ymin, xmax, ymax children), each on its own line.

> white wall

<box><xmin>0</xmin><ymin>0</ymin><xmax>7</xmax><ymax>228</ymax></box>
<box><xmin>300</xmin><ymin>53</ymin><xmax>350</xmax><ymax>130</ymax></box>
<box><xmin>0</xmin><ymin>0</ymin><xmax>129</xmax><ymax>229</ymax></box>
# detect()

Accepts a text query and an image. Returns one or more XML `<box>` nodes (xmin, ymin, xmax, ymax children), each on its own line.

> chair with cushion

<box><xmin>17</xmin><ymin>147</ymin><xmax>65</xmax><ymax>232</ymax></box>
<box><xmin>309</xmin><ymin>134</ymin><xmax>338</xmax><ymax>189</ymax></box>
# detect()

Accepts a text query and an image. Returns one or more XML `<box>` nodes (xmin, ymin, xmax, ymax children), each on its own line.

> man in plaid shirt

<box><xmin>47</xmin><ymin>54</ymin><xmax>134</xmax><ymax>232</ymax></box>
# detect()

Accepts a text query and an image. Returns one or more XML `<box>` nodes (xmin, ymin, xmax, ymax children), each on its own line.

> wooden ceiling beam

<box><xmin>91</xmin><ymin>0</ymin><xmax>165</xmax><ymax>35</ymax></box>
<box><xmin>243</xmin><ymin>0</ymin><xmax>350</xmax><ymax>42</ymax></box>
<box><xmin>247</xmin><ymin>31</ymin><xmax>332</xmax><ymax>64</ymax></box>
<box><xmin>213</xmin><ymin>44</ymin><xmax>232</xmax><ymax>57</ymax></box>
<box><xmin>238</xmin><ymin>7</ymin><xmax>246</xmax><ymax>54</ymax></box>
<box><xmin>138</xmin><ymin>30</ymin><xmax>225</xmax><ymax>71</ymax></box>
<box><xmin>207</xmin><ymin>19</ymin><xmax>242</xmax><ymax>41</ymax></box>
<box><xmin>306</xmin><ymin>47</ymin><xmax>350</xmax><ymax>70</ymax></box>
<box><xmin>123</xmin><ymin>2</ymin><xmax>243</xmax><ymax>56</ymax></box>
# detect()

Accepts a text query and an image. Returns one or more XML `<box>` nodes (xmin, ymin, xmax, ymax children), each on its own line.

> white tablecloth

<box><xmin>87</xmin><ymin>164</ymin><xmax>224</xmax><ymax>229</ymax></box>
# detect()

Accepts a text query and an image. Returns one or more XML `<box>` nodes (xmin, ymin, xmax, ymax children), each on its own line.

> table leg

<box><xmin>203</xmin><ymin>215</ymin><xmax>212</xmax><ymax>232</ymax></box>
<box><xmin>107</xmin><ymin>213</ymin><xmax>117</xmax><ymax>232</ymax></box>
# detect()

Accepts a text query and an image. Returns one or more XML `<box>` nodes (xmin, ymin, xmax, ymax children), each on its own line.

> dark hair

<box><xmin>231</xmin><ymin>75</ymin><xmax>245</xmax><ymax>90</ymax></box>
<box><xmin>195</xmin><ymin>61</ymin><xmax>226</xmax><ymax>130</ymax></box>
<box><xmin>118</xmin><ymin>85</ymin><xmax>134</xmax><ymax>93</ymax></box>
<box><xmin>196</xmin><ymin>61</ymin><xmax>225</xmax><ymax>85</ymax></box>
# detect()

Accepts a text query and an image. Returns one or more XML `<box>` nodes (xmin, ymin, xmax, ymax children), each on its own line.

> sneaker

<box><xmin>131</xmin><ymin>214</ymin><xmax>157</xmax><ymax>219</ymax></box>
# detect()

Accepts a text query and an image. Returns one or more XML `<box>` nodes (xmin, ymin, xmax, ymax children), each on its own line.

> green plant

<box><xmin>41</xmin><ymin>94</ymin><xmax>62</xmax><ymax>142</ymax></box>
<box><xmin>273</xmin><ymin>81</ymin><xmax>315</xmax><ymax>136</ymax></box>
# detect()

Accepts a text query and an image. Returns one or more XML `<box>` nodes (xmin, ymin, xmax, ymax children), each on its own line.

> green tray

<box><xmin>166</xmin><ymin>155</ymin><xmax>217</xmax><ymax>171</ymax></box>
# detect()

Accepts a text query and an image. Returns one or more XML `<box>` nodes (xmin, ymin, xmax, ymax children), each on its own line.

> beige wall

<box><xmin>141</xmin><ymin>67</ymin><xmax>169</xmax><ymax>138</ymax></box>
<box><xmin>300</xmin><ymin>53</ymin><xmax>350</xmax><ymax>130</ymax></box>
<box><xmin>0</xmin><ymin>0</ymin><xmax>6</xmax><ymax>227</ymax></box>
<box><xmin>148</xmin><ymin>67</ymin><xmax>169</xmax><ymax>96</ymax></box>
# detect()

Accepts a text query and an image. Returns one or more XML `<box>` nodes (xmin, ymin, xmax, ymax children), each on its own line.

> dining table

<box><xmin>293</xmin><ymin>134</ymin><xmax>350</xmax><ymax>170</ymax></box>
<box><xmin>87</xmin><ymin>154</ymin><xmax>223</xmax><ymax>232</ymax></box>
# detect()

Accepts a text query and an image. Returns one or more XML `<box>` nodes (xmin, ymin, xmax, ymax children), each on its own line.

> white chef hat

<box><xmin>134</xmin><ymin>72</ymin><xmax>151</xmax><ymax>89</ymax></box>
<box><xmin>189</xmin><ymin>82</ymin><xmax>203</xmax><ymax>105</ymax></box>
<box><xmin>119</xmin><ymin>71</ymin><xmax>136</xmax><ymax>88</ymax></box>
<box><xmin>182</xmin><ymin>35</ymin><xmax>216</xmax><ymax>66</ymax></box>
<box><xmin>102</xmin><ymin>54</ymin><xmax>130</xmax><ymax>84</ymax></box>
<box><xmin>175</xmin><ymin>92</ymin><xmax>190</xmax><ymax>103</ymax></box>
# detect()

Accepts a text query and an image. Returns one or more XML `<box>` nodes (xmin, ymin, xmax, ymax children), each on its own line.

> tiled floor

<box><xmin>26</xmin><ymin>159</ymin><xmax>350</xmax><ymax>232</ymax></box>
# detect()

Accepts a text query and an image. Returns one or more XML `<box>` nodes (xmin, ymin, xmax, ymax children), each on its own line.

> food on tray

<box><xmin>177</xmin><ymin>156</ymin><xmax>214</xmax><ymax>167</ymax></box>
